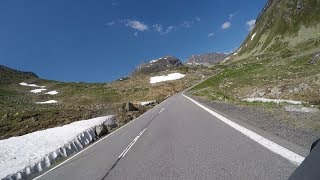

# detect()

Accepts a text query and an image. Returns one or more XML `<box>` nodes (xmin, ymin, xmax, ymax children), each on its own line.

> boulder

<box><xmin>124</xmin><ymin>102</ymin><xmax>138</xmax><ymax>111</ymax></box>
<box><xmin>103</xmin><ymin>118</ymin><xmax>118</xmax><ymax>130</ymax></box>
<box><xmin>95</xmin><ymin>124</ymin><xmax>108</xmax><ymax>138</ymax></box>
<box><xmin>310</xmin><ymin>52</ymin><xmax>320</xmax><ymax>64</ymax></box>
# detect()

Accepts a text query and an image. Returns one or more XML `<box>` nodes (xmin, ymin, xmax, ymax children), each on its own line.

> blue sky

<box><xmin>0</xmin><ymin>0</ymin><xmax>266</xmax><ymax>82</ymax></box>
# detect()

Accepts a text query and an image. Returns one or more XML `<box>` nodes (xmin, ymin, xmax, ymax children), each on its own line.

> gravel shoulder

<box><xmin>189</xmin><ymin>95</ymin><xmax>320</xmax><ymax>152</ymax></box>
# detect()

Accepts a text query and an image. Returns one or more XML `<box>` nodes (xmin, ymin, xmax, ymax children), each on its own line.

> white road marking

<box><xmin>159</xmin><ymin>108</ymin><xmax>164</xmax><ymax>113</ymax></box>
<box><xmin>183</xmin><ymin>94</ymin><xmax>305</xmax><ymax>166</ymax></box>
<box><xmin>118</xmin><ymin>128</ymin><xmax>146</xmax><ymax>159</ymax></box>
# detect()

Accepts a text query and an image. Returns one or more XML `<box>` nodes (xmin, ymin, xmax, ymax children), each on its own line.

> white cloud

<box><xmin>208</xmin><ymin>32</ymin><xmax>215</xmax><ymax>37</ymax></box>
<box><xmin>125</xmin><ymin>20</ymin><xmax>148</xmax><ymax>31</ymax></box>
<box><xmin>153</xmin><ymin>24</ymin><xmax>174</xmax><ymax>35</ymax></box>
<box><xmin>182</xmin><ymin>20</ymin><xmax>193</xmax><ymax>28</ymax></box>
<box><xmin>106</xmin><ymin>21</ymin><xmax>115</xmax><ymax>26</ymax></box>
<box><xmin>228</xmin><ymin>12</ymin><xmax>238</xmax><ymax>20</ymax></box>
<box><xmin>221</xmin><ymin>22</ymin><xmax>231</xmax><ymax>29</ymax></box>
<box><xmin>196</xmin><ymin>17</ymin><xmax>201</xmax><ymax>22</ymax></box>
<box><xmin>246</xmin><ymin>19</ymin><xmax>256</xmax><ymax>31</ymax></box>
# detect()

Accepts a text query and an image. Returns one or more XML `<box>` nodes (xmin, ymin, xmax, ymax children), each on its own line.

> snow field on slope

<box><xmin>150</xmin><ymin>73</ymin><xmax>185</xmax><ymax>84</ymax></box>
<box><xmin>0</xmin><ymin>115</ymin><xmax>115</xmax><ymax>180</ymax></box>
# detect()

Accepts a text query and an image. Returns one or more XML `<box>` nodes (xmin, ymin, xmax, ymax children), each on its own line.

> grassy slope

<box><xmin>190</xmin><ymin>0</ymin><xmax>320</xmax><ymax>101</ymax></box>
<box><xmin>0</xmin><ymin>65</ymin><xmax>214</xmax><ymax>139</ymax></box>
<box><xmin>189</xmin><ymin>0</ymin><xmax>320</xmax><ymax>131</ymax></box>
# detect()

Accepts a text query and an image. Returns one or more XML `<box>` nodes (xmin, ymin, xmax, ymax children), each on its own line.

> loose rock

<box><xmin>124</xmin><ymin>102</ymin><xmax>138</xmax><ymax>111</ymax></box>
<box><xmin>95</xmin><ymin>124</ymin><xmax>108</xmax><ymax>138</ymax></box>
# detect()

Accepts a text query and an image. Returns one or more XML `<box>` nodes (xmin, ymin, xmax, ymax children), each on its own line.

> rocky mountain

<box><xmin>185</xmin><ymin>52</ymin><xmax>229</xmax><ymax>66</ymax></box>
<box><xmin>132</xmin><ymin>56</ymin><xmax>183</xmax><ymax>75</ymax></box>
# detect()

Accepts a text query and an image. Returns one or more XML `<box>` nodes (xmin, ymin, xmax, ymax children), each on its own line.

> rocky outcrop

<box><xmin>132</xmin><ymin>56</ymin><xmax>183</xmax><ymax>75</ymax></box>
<box><xmin>186</xmin><ymin>53</ymin><xmax>229</xmax><ymax>66</ymax></box>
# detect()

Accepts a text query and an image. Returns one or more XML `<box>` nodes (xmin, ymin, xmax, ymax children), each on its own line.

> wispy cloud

<box><xmin>221</xmin><ymin>22</ymin><xmax>231</xmax><ymax>29</ymax></box>
<box><xmin>153</xmin><ymin>24</ymin><xmax>174</xmax><ymax>35</ymax></box>
<box><xmin>111</xmin><ymin>0</ymin><xmax>119</xmax><ymax>6</ymax></box>
<box><xmin>106</xmin><ymin>21</ymin><xmax>115</xmax><ymax>26</ymax></box>
<box><xmin>182</xmin><ymin>20</ymin><xmax>193</xmax><ymax>28</ymax></box>
<box><xmin>208</xmin><ymin>32</ymin><xmax>215</xmax><ymax>37</ymax></box>
<box><xmin>124</xmin><ymin>20</ymin><xmax>149</xmax><ymax>31</ymax></box>
<box><xmin>228</xmin><ymin>12</ymin><xmax>238</xmax><ymax>20</ymax></box>
<box><xmin>181</xmin><ymin>17</ymin><xmax>201</xmax><ymax>28</ymax></box>
<box><xmin>133</xmin><ymin>32</ymin><xmax>138</xmax><ymax>37</ymax></box>
<box><xmin>246</xmin><ymin>19</ymin><xmax>256</xmax><ymax>31</ymax></box>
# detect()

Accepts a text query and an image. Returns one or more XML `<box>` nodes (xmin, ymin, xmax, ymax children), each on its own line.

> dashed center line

<box><xmin>118</xmin><ymin>128</ymin><xmax>146</xmax><ymax>159</ymax></box>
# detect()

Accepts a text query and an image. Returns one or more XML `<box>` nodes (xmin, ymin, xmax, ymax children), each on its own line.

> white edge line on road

<box><xmin>159</xmin><ymin>108</ymin><xmax>164</xmax><ymax>113</ymax></box>
<box><xmin>119</xmin><ymin>128</ymin><xmax>146</xmax><ymax>158</ymax></box>
<box><xmin>34</xmin><ymin>105</ymin><xmax>162</xmax><ymax>179</ymax></box>
<box><xmin>182</xmin><ymin>94</ymin><xmax>305</xmax><ymax>166</ymax></box>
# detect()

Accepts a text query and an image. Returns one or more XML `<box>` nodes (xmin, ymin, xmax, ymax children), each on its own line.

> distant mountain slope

<box><xmin>185</xmin><ymin>52</ymin><xmax>229</xmax><ymax>66</ymax></box>
<box><xmin>0</xmin><ymin>65</ymin><xmax>38</xmax><ymax>85</ymax></box>
<box><xmin>0</xmin><ymin>63</ymin><xmax>214</xmax><ymax>139</ymax></box>
<box><xmin>132</xmin><ymin>56</ymin><xmax>183</xmax><ymax>75</ymax></box>
<box><xmin>232</xmin><ymin>0</ymin><xmax>320</xmax><ymax>61</ymax></box>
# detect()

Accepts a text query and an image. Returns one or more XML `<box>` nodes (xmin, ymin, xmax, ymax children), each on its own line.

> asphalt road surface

<box><xmin>36</xmin><ymin>93</ymin><xmax>307</xmax><ymax>180</ymax></box>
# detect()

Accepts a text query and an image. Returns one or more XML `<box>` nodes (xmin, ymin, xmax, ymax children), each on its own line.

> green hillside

<box><xmin>190</xmin><ymin>0</ymin><xmax>320</xmax><ymax>105</ymax></box>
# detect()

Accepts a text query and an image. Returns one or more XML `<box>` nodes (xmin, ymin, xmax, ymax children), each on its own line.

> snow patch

<box><xmin>30</xmin><ymin>89</ymin><xmax>47</xmax><ymax>93</ymax></box>
<box><xmin>141</xmin><ymin>101</ymin><xmax>154</xmax><ymax>106</ymax></box>
<box><xmin>19</xmin><ymin>82</ymin><xmax>46</xmax><ymax>88</ymax></box>
<box><xmin>150</xmin><ymin>73</ymin><xmax>185</xmax><ymax>84</ymax></box>
<box><xmin>243</xmin><ymin>98</ymin><xmax>303</xmax><ymax>105</ymax></box>
<box><xmin>150</xmin><ymin>59</ymin><xmax>159</xmax><ymax>63</ymax></box>
<box><xmin>45</xmin><ymin>91</ymin><xmax>59</xmax><ymax>95</ymax></box>
<box><xmin>222</xmin><ymin>56</ymin><xmax>230</xmax><ymax>63</ymax></box>
<box><xmin>284</xmin><ymin>105</ymin><xmax>319</xmax><ymax>113</ymax></box>
<box><xmin>251</xmin><ymin>33</ymin><xmax>257</xmax><ymax>41</ymax></box>
<box><xmin>0</xmin><ymin>115</ymin><xmax>115</xmax><ymax>179</ymax></box>
<box><xmin>36</xmin><ymin>100</ymin><xmax>58</xmax><ymax>104</ymax></box>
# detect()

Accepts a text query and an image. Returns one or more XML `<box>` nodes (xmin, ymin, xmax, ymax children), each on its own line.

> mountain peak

<box><xmin>132</xmin><ymin>56</ymin><xmax>183</xmax><ymax>75</ymax></box>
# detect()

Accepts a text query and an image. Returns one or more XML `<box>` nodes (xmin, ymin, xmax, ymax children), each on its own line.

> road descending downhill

<box><xmin>36</xmin><ymin>93</ymin><xmax>306</xmax><ymax>180</ymax></box>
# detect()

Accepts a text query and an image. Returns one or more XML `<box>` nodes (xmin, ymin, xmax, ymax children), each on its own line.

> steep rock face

<box><xmin>186</xmin><ymin>53</ymin><xmax>229</xmax><ymax>66</ymax></box>
<box><xmin>132</xmin><ymin>56</ymin><xmax>183</xmax><ymax>75</ymax></box>
<box><xmin>231</xmin><ymin>0</ymin><xmax>320</xmax><ymax>61</ymax></box>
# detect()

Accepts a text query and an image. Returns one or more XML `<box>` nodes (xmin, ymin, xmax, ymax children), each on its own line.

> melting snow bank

<box><xmin>30</xmin><ymin>89</ymin><xmax>47</xmax><ymax>93</ymax></box>
<box><xmin>243</xmin><ymin>97</ymin><xmax>304</xmax><ymax>105</ymax></box>
<box><xmin>0</xmin><ymin>115</ymin><xmax>115</xmax><ymax>180</ymax></box>
<box><xmin>45</xmin><ymin>90</ymin><xmax>58</xmax><ymax>95</ymax></box>
<box><xmin>284</xmin><ymin>105</ymin><xmax>319</xmax><ymax>113</ymax></box>
<box><xmin>150</xmin><ymin>73</ymin><xmax>185</xmax><ymax>84</ymax></box>
<box><xmin>19</xmin><ymin>82</ymin><xmax>46</xmax><ymax>88</ymax></box>
<box><xmin>36</xmin><ymin>100</ymin><xmax>58</xmax><ymax>104</ymax></box>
